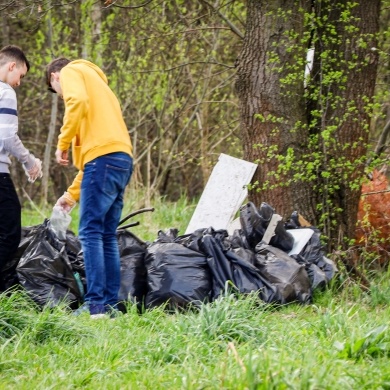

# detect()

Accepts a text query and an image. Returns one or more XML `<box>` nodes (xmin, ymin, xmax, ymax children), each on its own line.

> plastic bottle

<box><xmin>50</xmin><ymin>206</ymin><xmax>72</xmax><ymax>240</ymax></box>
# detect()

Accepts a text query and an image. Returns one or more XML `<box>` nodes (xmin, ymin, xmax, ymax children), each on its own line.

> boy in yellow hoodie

<box><xmin>46</xmin><ymin>58</ymin><xmax>133</xmax><ymax>318</ymax></box>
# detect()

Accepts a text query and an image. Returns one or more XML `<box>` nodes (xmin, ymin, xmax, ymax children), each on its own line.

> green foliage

<box><xmin>94</xmin><ymin>0</ymin><xmax>245</xmax><ymax>201</ymax></box>
<box><xmin>251</xmin><ymin>1</ymin><xmax>383</xmax><ymax>251</ymax></box>
<box><xmin>1</xmin><ymin>0</ymin><xmax>245</xmax><ymax>205</ymax></box>
<box><xmin>334</xmin><ymin>325</ymin><xmax>390</xmax><ymax>360</ymax></box>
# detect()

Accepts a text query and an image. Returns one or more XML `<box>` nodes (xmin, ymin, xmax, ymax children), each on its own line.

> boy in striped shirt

<box><xmin>0</xmin><ymin>45</ymin><xmax>42</xmax><ymax>289</ymax></box>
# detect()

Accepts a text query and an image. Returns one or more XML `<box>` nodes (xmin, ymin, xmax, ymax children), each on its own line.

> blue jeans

<box><xmin>78</xmin><ymin>152</ymin><xmax>133</xmax><ymax>312</ymax></box>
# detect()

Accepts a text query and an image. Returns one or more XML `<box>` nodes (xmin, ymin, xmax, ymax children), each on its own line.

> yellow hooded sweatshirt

<box><xmin>57</xmin><ymin>60</ymin><xmax>133</xmax><ymax>202</ymax></box>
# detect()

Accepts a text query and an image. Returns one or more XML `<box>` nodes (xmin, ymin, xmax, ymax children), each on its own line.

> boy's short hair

<box><xmin>45</xmin><ymin>57</ymin><xmax>71</xmax><ymax>90</ymax></box>
<box><xmin>0</xmin><ymin>45</ymin><xmax>30</xmax><ymax>71</ymax></box>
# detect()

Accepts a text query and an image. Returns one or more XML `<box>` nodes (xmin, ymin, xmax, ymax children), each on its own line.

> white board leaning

<box><xmin>185</xmin><ymin>153</ymin><xmax>258</xmax><ymax>234</ymax></box>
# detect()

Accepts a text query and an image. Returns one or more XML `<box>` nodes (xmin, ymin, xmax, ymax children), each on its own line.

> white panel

<box><xmin>287</xmin><ymin>228</ymin><xmax>314</xmax><ymax>255</ymax></box>
<box><xmin>185</xmin><ymin>153</ymin><xmax>257</xmax><ymax>234</ymax></box>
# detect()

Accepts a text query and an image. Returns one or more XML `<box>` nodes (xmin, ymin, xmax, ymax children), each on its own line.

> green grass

<box><xmin>4</xmin><ymin>195</ymin><xmax>390</xmax><ymax>389</ymax></box>
<box><xmin>1</xmin><ymin>285</ymin><xmax>390</xmax><ymax>389</ymax></box>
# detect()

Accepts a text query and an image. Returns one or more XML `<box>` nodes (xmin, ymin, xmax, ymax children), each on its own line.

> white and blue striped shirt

<box><xmin>0</xmin><ymin>80</ymin><xmax>34</xmax><ymax>173</ymax></box>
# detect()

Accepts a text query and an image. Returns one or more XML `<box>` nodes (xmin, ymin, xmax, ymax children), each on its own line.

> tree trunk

<box><xmin>235</xmin><ymin>0</ymin><xmax>380</xmax><ymax>252</ymax></box>
<box><xmin>235</xmin><ymin>0</ymin><xmax>313</xmax><ymax>219</ymax></box>
<box><xmin>309</xmin><ymin>0</ymin><xmax>380</xmax><ymax>248</ymax></box>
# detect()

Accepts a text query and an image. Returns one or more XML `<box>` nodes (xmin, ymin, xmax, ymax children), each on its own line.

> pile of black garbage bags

<box><xmin>0</xmin><ymin>201</ymin><xmax>337</xmax><ymax>311</ymax></box>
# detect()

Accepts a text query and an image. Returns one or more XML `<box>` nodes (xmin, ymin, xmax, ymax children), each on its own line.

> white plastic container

<box><xmin>49</xmin><ymin>206</ymin><xmax>72</xmax><ymax>240</ymax></box>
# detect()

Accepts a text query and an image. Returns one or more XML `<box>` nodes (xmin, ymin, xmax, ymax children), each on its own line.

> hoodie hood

<box><xmin>69</xmin><ymin>59</ymin><xmax>108</xmax><ymax>84</ymax></box>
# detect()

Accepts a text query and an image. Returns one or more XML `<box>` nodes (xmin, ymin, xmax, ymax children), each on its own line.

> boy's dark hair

<box><xmin>46</xmin><ymin>57</ymin><xmax>71</xmax><ymax>92</ymax></box>
<box><xmin>0</xmin><ymin>45</ymin><xmax>30</xmax><ymax>71</ymax></box>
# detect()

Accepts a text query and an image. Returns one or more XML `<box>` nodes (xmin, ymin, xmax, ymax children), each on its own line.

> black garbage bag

<box><xmin>297</xmin><ymin>261</ymin><xmax>328</xmax><ymax>290</ymax></box>
<box><xmin>291</xmin><ymin>228</ymin><xmax>337</xmax><ymax>289</ymax></box>
<box><xmin>285</xmin><ymin>210</ymin><xmax>302</xmax><ymax>229</ymax></box>
<box><xmin>255</xmin><ymin>243</ymin><xmax>312</xmax><ymax>304</ymax></box>
<box><xmin>117</xmin><ymin>229</ymin><xmax>148</xmax><ymax>303</ymax></box>
<box><xmin>240</xmin><ymin>202</ymin><xmax>294</xmax><ymax>252</ymax></box>
<box><xmin>0</xmin><ymin>224</ymin><xmax>41</xmax><ymax>292</ymax></box>
<box><xmin>155</xmin><ymin>227</ymin><xmax>208</xmax><ymax>252</ymax></box>
<box><xmin>155</xmin><ymin>228</ymin><xmax>180</xmax><ymax>242</ymax></box>
<box><xmin>272</xmin><ymin>220</ymin><xmax>295</xmax><ymax>253</ymax></box>
<box><xmin>16</xmin><ymin>220</ymin><xmax>82</xmax><ymax>308</ymax></box>
<box><xmin>225</xmin><ymin>229</ymin><xmax>258</xmax><ymax>265</ymax></box>
<box><xmin>239</xmin><ymin>202</ymin><xmax>271</xmax><ymax>248</ymax></box>
<box><xmin>227</xmin><ymin>228</ymin><xmax>253</xmax><ymax>251</ymax></box>
<box><xmin>64</xmin><ymin>231</ymin><xmax>83</xmax><ymax>274</ymax></box>
<box><xmin>199</xmin><ymin>229</ymin><xmax>278</xmax><ymax>303</ymax></box>
<box><xmin>144</xmin><ymin>237</ymin><xmax>212</xmax><ymax>310</ymax></box>
<box><xmin>230</xmin><ymin>246</ymin><xmax>257</xmax><ymax>266</ymax></box>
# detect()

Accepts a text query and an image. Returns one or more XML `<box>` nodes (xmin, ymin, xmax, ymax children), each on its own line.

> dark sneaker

<box><xmin>89</xmin><ymin>303</ymin><xmax>105</xmax><ymax>315</ymax></box>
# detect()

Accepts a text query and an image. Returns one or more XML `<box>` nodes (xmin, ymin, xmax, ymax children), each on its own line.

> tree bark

<box><xmin>309</xmin><ymin>0</ymin><xmax>380</xmax><ymax>247</ymax></box>
<box><xmin>235</xmin><ymin>0</ymin><xmax>313</xmax><ymax>218</ymax></box>
<box><xmin>235</xmin><ymin>0</ymin><xmax>381</xmax><ymax>252</ymax></box>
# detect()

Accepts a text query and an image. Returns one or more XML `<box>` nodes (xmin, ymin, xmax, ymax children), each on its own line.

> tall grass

<box><xmin>3</xmin><ymin>194</ymin><xmax>389</xmax><ymax>389</ymax></box>
<box><xmin>1</xmin><ymin>282</ymin><xmax>390</xmax><ymax>389</ymax></box>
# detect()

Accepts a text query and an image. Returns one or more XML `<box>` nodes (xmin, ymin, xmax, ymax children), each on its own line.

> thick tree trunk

<box><xmin>309</xmin><ymin>0</ymin><xmax>380</xmax><ymax>248</ymax></box>
<box><xmin>235</xmin><ymin>0</ymin><xmax>313</xmax><ymax>219</ymax></box>
<box><xmin>235</xmin><ymin>0</ymin><xmax>380</xmax><ymax>253</ymax></box>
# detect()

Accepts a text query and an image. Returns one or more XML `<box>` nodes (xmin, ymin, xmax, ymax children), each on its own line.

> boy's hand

<box><xmin>26</xmin><ymin>158</ymin><xmax>43</xmax><ymax>183</ymax></box>
<box><xmin>55</xmin><ymin>191</ymin><xmax>77</xmax><ymax>213</ymax></box>
<box><xmin>55</xmin><ymin>149</ymin><xmax>69</xmax><ymax>166</ymax></box>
